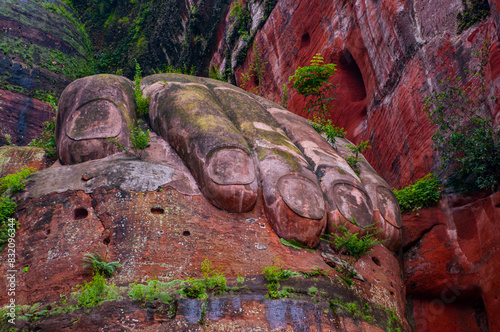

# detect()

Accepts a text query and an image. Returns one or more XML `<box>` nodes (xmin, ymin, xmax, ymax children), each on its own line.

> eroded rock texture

<box><xmin>404</xmin><ymin>192</ymin><xmax>500</xmax><ymax>332</ymax></box>
<box><xmin>213</xmin><ymin>0</ymin><xmax>500</xmax><ymax>190</ymax></box>
<box><xmin>0</xmin><ymin>0</ymin><xmax>93</xmax><ymax>144</ymax></box>
<box><xmin>0</xmin><ymin>85</ymin><xmax>408</xmax><ymax>329</ymax></box>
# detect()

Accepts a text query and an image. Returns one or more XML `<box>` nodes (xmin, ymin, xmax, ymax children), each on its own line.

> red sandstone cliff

<box><xmin>213</xmin><ymin>0</ymin><xmax>500</xmax><ymax>190</ymax></box>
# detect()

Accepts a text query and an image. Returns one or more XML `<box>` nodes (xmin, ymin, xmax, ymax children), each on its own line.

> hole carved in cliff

<box><xmin>183</xmin><ymin>230</ymin><xmax>191</xmax><ymax>236</ymax></box>
<box><xmin>301</xmin><ymin>33</ymin><xmax>310</xmax><ymax>48</ymax></box>
<box><xmin>338</xmin><ymin>51</ymin><xmax>367</xmax><ymax>102</ymax></box>
<box><xmin>372</xmin><ymin>256</ymin><xmax>381</xmax><ymax>266</ymax></box>
<box><xmin>74</xmin><ymin>207</ymin><xmax>88</xmax><ymax>220</ymax></box>
<box><xmin>151</xmin><ymin>207</ymin><xmax>165</xmax><ymax>214</ymax></box>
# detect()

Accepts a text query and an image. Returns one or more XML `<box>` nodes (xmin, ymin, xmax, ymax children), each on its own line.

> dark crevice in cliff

<box><xmin>89</xmin><ymin>192</ymin><xmax>110</xmax><ymax>248</ymax></box>
<box><xmin>403</xmin><ymin>222</ymin><xmax>443</xmax><ymax>253</ymax></box>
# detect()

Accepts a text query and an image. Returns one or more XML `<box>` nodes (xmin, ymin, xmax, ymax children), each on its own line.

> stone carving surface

<box><xmin>56</xmin><ymin>73</ymin><xmax>402</xmax><ymax>250</ymax></box>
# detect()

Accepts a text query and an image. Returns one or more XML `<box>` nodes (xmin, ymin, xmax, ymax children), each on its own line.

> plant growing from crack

<box><xmin>322</xmin><ymin>222</ymin><xmax>384</xmax><ymax>286</ymax></box>
<box><xmin>82</xmin><ymin>252</ymin><xmax>122</xmax><ymax>278</ymax></box>
<box><xmin>107</xmin><ymin>120</ymin><xmax>150</xmax><ymax>160</ymax></box>
<box><xmin>290</xmin><ymin>53</ymin><xmax>337</xmax><ymax>118</ymax></box>
<box><xmin>424</xmin><ymin>38</ymin><xmax>500</xmax><ymax>193</ymax></box>
<box><xmin>344</xmin><ymin>140</ymin><xmax>371</xmax><ymax>175</ymax></box>
<box><xmin>0</xmin><ymin>167</ymin><xmax>37</xmax><ymax>252</ymax></box>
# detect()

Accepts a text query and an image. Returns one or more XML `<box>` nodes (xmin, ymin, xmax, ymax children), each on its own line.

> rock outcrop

<box><xmin>0</xmin><ymin>76</ymin><xmax>407</xmax><ymax>330</ymax></box>
<box><xmin>0</xmin><ymin>0</ymin><xmax>94</xmax><ymax>144</ymax></box>
<box><xmin>404</xmin><ymin>192</ymin><xmax>500</xmax><ymax>332</ymax></box>
<box><xmin>213</xmin><ymin>0</ymin><xmax>498</xmax><ymax>190</ymax></box>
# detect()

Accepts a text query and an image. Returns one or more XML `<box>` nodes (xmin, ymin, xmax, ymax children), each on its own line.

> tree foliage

<box><xmin>290</xmin><ymin>53</ymin><xmax>337</xmax><ymax>117</ymax></box>
<box><xmin>424</xmin><ymin>40</ymin><xmax>500</xmax><ymax>193</ymax></box>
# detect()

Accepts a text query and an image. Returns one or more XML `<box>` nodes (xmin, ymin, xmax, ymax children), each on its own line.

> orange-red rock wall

<box><xmin>404</xmin><ymin>192</ymin><xmax>500</xmax><ymax>331</ymax></box>
<box><xmin>212</xmin><ymin>0</ymin><xmax>500</xmax><ymax>189</ymax></box>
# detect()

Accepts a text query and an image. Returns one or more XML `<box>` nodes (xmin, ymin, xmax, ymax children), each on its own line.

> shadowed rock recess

<box><xmin>0</xmin><ymin>0</ymin><xmax>499</xmax><ymax>331</ymax></box>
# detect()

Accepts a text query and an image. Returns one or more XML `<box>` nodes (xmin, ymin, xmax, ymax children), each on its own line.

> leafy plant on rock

<box><xmin>323</xmin><ymin>222</ymin><xmax>383</xmax><ymax>286</ymax></box>
<box><xmin>457</xmin><ymin>0</ymin><xmax>490</xmax><ymax>33</ymax></box>
<box><xmin>0</xmin><ymin>167</ymin><xmax>36</xmax><ymax>251</ymax></box>
<box><xmin>134</xmin><ymin>60</ymin><xmax>150</xmax><ymax>115</ymax></box>
<box><xmin>290</xmin><ymin>53</ymin><xmax>337</xmax><ymax>118</ymax></box>
<box><xmin>424</xmin><ymin>39</ymin><xmax>500</xmax><ymax>193</ymax></box>
<box><xmin>240</xmin><ymin>44</ymin><xmax>268</xmax><ymax>96</ymax></box>
<box><xmin>180</xmin><ymin>259</ymin><xmax>228</xmax><ymax>300</ymax></box>
<box><xmin>28</xmin><ymin>94</ymin><xmax>58</xmax><ymax>158</ymax></box>
<box><xmin>394</xmin><ymin>174</ymin><xmax>442</xmax><ymax>213</ymax></box>
<box><xmin>82</xmin><ymin>252</ymin><xmax>122</xmax><ymax>278</ymax></box>
<box><xmin>263</xmin><ymin>264</ymin><xmax>300</xmax><ymax>299</ymax></box>
<box><xmin>107</xmin><ymin>121</ymin><xmax>150</xmax><ymax>160</ymax></box>
<box><xmin>344</xmin><ymin>141</ymin><xmax>371</xmax><ymax>175</ymax></box>
<box><xmin>309</xmin><ymin>117</ymin><xmax>346</xmax><ymax>145</ymax></box>
<box><xmin>75</xmin><ymin>273</ymin><xmax>121</xmax><ymax>308</ymax></box>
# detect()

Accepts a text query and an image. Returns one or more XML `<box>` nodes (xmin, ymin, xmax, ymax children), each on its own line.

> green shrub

<box><xmin>330</xmin><ymin>299</ymin><xmax>376</xmax><ymax>323</ymax></box>
<box><xmin>128</xmin><ymin>279</ymin><xmax>178</xmax><ymax>305</ymax></box>
<box><xmin>107</xmin><ymin>121</ymin><xmax>150</xmax><ymax>160</ymax></box>
<box><xmin>76</xmin><ymin>273</ymin><xmax>120</xmax><ymax>308</ymax></box>
<box><xmin>28</xmin><ymin>120</ymin><xmax>57</xmax><ymax>158</ymax></box>
<box><xmin>29</xmin><ymin>94</ymin><xmax>58</xmax><ymax>158</ymax></box>
<box><xmin>280</xmin><ymin>84</ymin><xmax>289</xmax><ymax>108</ymax></box>
<box><xmin>344</xmin><ymin>141</ymin><xmax>371</xmax><ymax>175</ymax></box>
<box><xmin>457</xmin><ymin>0</ymin><xmax>490</xmax><ymax>33</ymax></box>
<box><xmin>240</xmin><ymin>44</ymin><xmax>267</xmax><ymax>96</ymax></box>
<box><xmin>180</xmin><ymin>259</ymin><xmax>227</xmax><ymax>300</ymax></box>
<box><xmin>0</xmin><ymin>167</ymin><xmax>36</xmax><ymax>251</ymax></box>
<box><xmin>424</xmin><ymin>39</ymin><xmax>500</xmax><ymax>193</ymax></box>
<box><xmin>0</xmin><ymin>167</ymin><xmax>37</xmax><ymax>195</ymax></box>
<box><xmin>134</xmin><ymin>60</ymin><xmax>150</xmax><ymax>115</ymax></box>
<box><xmin>323</xmin><ymin>223</ymin><xmax>383</xmax><ymax>262</ymax></box>
<box><xmin>394</xmin><ymin>174</ymin><xmax>441</xmax><ymax>213</ymax></box>
<box><xmin>309</xmin><ymin>118</ymin><xmax>346</xmax><ymax>145</ymax></box>
<box><xmin>290</xmin><ymin>53</ymin><xmax>337</xmax><ymax>118</ymax></box>
<box><xmin>262</xmin><ymin>265</ymin><xmax>300</xmax><ymax>299</ymax></box>
<box><xmin>129</xmin><ymin>122</ymin><xmax>150</xmax><ymax>158</ymax></box>
<box><xmin>82</xmin><ymin>252</ymin><xmax>122</xmax><ymax>278</ymax></box>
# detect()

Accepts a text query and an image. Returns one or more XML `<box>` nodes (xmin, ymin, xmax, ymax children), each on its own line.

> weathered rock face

<box><xmin>0</xmin><ymin>98</ymin><xmax>408</xmax><ymax>330</ymax></box>
<box><xmin>0</xmin><ymin>146</ymin><xmax>47</xmax><ymax>177</ymax></box>
<box><xmin>403</xmin><ymin>192</ymin><xmax>500</xmax><ymax>331</ymax></box>
<box><xmin>69</xmin><ymin>0</ymin><xmax>232</xmax><ymax>77</ymax></box>
<box><xmin>0</xmin><ymin>90</ymin><xmax>54</xmax><ymax>146</ymax></box>
<box><xmin>208</xmin><ymin>1</ymin><xmax>500</xmax><ymax>330</ymax></box>
<box><xmin>213</xmin><ymin>0</ymin><xmax>498</xmax><ymax>190</ymax></box>
<box><xmin>0</xmin><ymin>0</ymin><xmax>94</xmax><ymax>144</ymax></box>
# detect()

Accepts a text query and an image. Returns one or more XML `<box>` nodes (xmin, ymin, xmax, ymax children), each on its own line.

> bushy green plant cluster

<box><xmin>0</xmin><ymin>167</ymin><xmax>36</xmax><ymax>251</ymax></box>
<box><xmin>76</xmin><ymin>273</ymin><xmax>121</xmax><ymax>308</ymax></box>
<box><xmin>230</xmin><ymin>0</ymin><xmax>251</xmax><ymax>37</ymax></box>
<box><xmin>28</xmin><ymin>94</ymin><xmax>57</xmax><ymax>158</ymax></box>
<box><xmin>344</xmin><ymin>141</ymin><xmax>371</xmax><ymax>175</ymax></box>
<box><xmin>82</xmin><ymin>252</ymin><xmax>122</xmax><ymax>278</ymax></box>
<box><xmin>330</xmin><ymin>299</ymin><xmax>375</xmax><ymax>323</ymax></box>
<box><xmin>0</xmin><ymin>167</ymin><xmax>37</xmax><ymax>195</ymax></box>
<box><xmin>309</xmin><ymin>118</ymin><xmax>346</xmax><ymax>145</ymax></box>
<box><xmin>457</xmin><ymin>0</ymin><xmax>490</xmax><ymax>33</ymax></box>
<box><xmin>180</xmin><ymin>259</ymin><xmax>228</xmax><ymax>300</ymax></box>
<box><xmin>240</xmin><ymin>44</ymin><xmax>268</xmax><ymax>96</ymax></box>
<box><xmin>394</xmin><ymin>174</ymin><xmax>441</xmax><ymax>213</ymax></box>
<box><xmin>262</xmin><ymin>265</ymin><xmax>300</xmax><ymax>299</ymax></box>
<box><xmin>330</xmin><ymin>298</ymin><xmax>403</xmax><ymax>331</ymax></box>
<box><xmin>424</xmin><ymin>40</ymin><xmax>499</xmax><ymax>193</ymax></box>
<box><xmin>324</xmin><ymin>223</ymin><xmax>382</xmax><ymax>262</ymax></box>
<box><xmin>128</xmin><ymin>279</ymin><xmax>178</xmax><ymax>306</ymax></box>
<box><xmin>107</xmin><ymin>121</ymin><xmax>150</xmax><ymax>160</ymax></box>
<box><xmin>290</xmin><ymin>53</ymin><xmax>337</xmax><ymax>118</ymax></box>
<box><xmin>134</xmin><ymin>60</ymin><xmax>150</xmax><ymax>115</ymax></box>
<box><xmin>323</xmin><ymin>222</ymin><xmax>383</xmax><ymax>286</ymax></box>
